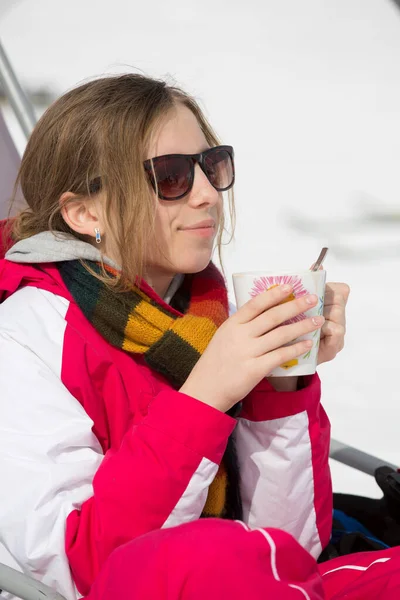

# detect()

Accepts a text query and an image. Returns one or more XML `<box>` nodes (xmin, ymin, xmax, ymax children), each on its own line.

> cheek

<box><xmin>153</xmin><ymin>204</ymin><xmax>179</xmax><ymax>243</ymax></box>
<box><xmin>214</xmin><ymin>196</ymin><xmax>223</xmax><ymax>223</ymax></box>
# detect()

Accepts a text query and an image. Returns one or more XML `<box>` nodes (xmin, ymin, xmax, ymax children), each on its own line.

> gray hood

<box><xmin>5</xmin><ymin>231</ymin><xmax>119</xmax><ymax>269</ymax></box>
<box><xmin>5</xmin><ymin>230</ymin><xmax>183</xmax><ymax>303</ymax></box>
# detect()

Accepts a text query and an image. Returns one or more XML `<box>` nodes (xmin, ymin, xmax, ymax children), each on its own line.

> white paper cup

<box><xmin>232</xmin><ymin>269</ymin><xmax>327</xmax><ymax>377</ymax></box>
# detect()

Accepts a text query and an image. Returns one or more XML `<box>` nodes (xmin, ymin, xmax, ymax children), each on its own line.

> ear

<box><xmin>60</xmin><ymin>192</ymin><xmax>102</xmax><ymax>241</ymax></box>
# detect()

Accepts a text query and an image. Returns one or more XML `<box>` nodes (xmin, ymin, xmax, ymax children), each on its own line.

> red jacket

<box><xmin>0</xmin><ymin>256</ymin><xmax>332</xmax><ymax>598</ymax></box>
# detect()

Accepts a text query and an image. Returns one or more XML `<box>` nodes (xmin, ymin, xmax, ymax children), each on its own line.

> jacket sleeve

<box><xmin>66</xmin><ymin>388</ymin><xmax>235</xmax><ymax>594</ymax></box>
<box><xmin>236</xmin><ymin>374</ymin><xmax>332</xmax><ymax>559</ymax></box>
<box><xmin>0</xmin><ymin>293</ymin><xmax>235</xmax><ymax>597</ymax></box>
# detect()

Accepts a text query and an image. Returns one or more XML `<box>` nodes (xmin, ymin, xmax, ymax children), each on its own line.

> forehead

<box><xmin>149</xmin><ymin>104</ymin><xmax>209</xmax><ymax>158</ymax></box>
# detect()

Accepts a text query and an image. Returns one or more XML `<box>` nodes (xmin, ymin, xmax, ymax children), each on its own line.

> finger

<box><xmin>318</xmin><ymin>321</ymin><xmax>345</xmax><ymax>365</ymax></box>
<box><xmin>324</xmin><ymin>283</ymin><xmax>350</xmax><ymax>306</ymax></box>
<box><xmin>318</xmin><ymin>340</ymin><xmax>344</xmax><ymax>364</ymax></box>
<box><xmin>321</xmin><ymin>320</ymin><xmax>344</xmax><ymax>338</ymax></box>
<box><xmin>320</xmin><ymin>321</ymin><xmax>345</xmax><ymax>352</ymax></box>
<box><xmin>323</xmin><ymin>304</ymin><xmax>346</xmax><ymax>330</ymax></box>
<box><xmin>260</xmin><ymin>338</ymin><xmax>314</xmax><ymax>377</ymax></box>
<box><xmin>249</xmin><ymin>292</ymin><xmax>319</xmax><ymax>337</ymax></box>
<box><xmin>235</xmin><ymin>285</ymin><xmax>295</xmax><ymax>324</ymax></box>
<box><xmin>256</xmin><ymin>315</ymin><xmax>325</xmax><ymax>355</ymax></box>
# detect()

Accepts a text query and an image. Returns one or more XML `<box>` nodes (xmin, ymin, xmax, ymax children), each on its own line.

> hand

<box><xmin>317</xmin><ymin>282</ymin><xmax>350</xmax><ymax>365</ymax></box>
<box><xmin>180</xmin><ymin>285</ymin><xmax>325</xmax><ymax>413</ymax></box>
<box><xmin>270</xmin><ymin>281</ymin><xmax>351</xmax><ymax>390</ymax></box>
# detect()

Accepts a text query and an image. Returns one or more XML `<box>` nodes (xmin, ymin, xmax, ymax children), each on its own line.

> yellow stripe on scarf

<box><xmin>123</xmin><ymin>299</ymin><xmax>174</xmax><ymax>353</ymax></box>
<box><xmin>202</xmin><ymin>462</ymin><xmax>227</xmax><ymax>517</ymax></box>
<box><xmin>171</xmin><ymin>315</ymin><xmax>217</xmax><ymax>354</ymax></box>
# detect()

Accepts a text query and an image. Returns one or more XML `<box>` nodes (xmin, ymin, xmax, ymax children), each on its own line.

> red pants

<box><xmin>85</xmin><ymin>519</ymin><xmax>400</xmax><ymax>599</ymax></box>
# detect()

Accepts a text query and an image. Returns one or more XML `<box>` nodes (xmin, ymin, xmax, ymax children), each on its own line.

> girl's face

<box><xmin>144</xmin><ymin>104</ymin><xmax>222</xmax><ymax>285</ymax></box>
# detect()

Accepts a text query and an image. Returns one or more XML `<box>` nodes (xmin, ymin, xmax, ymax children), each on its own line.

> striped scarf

<box><xmin>57</xmin><ymin>260</ymin><xmax>242</xmax><ymax>520</ymax></box>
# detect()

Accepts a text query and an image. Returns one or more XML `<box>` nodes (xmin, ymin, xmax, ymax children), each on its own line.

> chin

<box><xmin>176</xmin><ymin>253</ymin><xmax>213</xmax><ymax>275</ymax></box>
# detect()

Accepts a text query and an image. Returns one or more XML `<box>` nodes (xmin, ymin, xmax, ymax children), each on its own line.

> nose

<box><xmin>186</xmin><ymin>164</ymin><xmax>220</xmax><ymax>208</ymax></box>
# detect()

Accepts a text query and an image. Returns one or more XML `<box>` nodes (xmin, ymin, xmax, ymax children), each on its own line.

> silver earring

<box><xmin>94</xmin><ymin>228</ymin><xmax>101</xmax><ymax>244</ymax></box>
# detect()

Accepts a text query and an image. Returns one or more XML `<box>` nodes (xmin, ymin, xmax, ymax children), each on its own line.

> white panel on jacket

<box><xmin>0</xmin><ymin>286</ymin><xmax>103</xmax><ymax>600</ymax></box>
<box><xmin>236</xmin><ymin>412</ymin><xmax>321</xmax><ymax>559</ymax></box>
<box><xmin>162</xmin><ymin>457</ymin><xmax>218</xmax><ymax>528</ymax></box>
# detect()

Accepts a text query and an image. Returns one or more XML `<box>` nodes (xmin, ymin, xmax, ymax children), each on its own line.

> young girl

<box><xmin>0</xmin><ymin>74</ymin><xmax>350</xmax><ymax>599</ymax></box>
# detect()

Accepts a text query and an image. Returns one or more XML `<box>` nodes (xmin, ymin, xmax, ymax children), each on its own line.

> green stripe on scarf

<box><xmin>146</xmin><ymin>329</ymin><xmax>200</xmax><ymax>389</ymax></box>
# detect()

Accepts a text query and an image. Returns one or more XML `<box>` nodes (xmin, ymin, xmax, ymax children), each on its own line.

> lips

<box><xmin>180</xmin><ymin>219</ymin><xmax>216</xmax><ymax>231</ymax></box>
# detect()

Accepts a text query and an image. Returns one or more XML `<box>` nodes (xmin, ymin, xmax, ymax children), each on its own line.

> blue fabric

<box><xmin>332</xmin><ymin>509</ymin><xmax>389</xmax><ymax>549</ymax></box>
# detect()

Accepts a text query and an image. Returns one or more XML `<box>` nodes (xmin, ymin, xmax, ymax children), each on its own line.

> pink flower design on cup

<box><xmin>250</xmin><ymin>275</ymin><xmax>309</xmax><ymax>324</ymax></box>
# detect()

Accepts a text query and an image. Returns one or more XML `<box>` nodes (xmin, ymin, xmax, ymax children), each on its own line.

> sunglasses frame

<box><xmin>143</xmin><ymin>145</ymin><xmax>235</xmax><ymax>201</ymax></box>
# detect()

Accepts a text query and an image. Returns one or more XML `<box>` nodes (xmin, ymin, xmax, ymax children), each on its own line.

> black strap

<box><xmin>332</xmin><ymin>466</ymin><xmax>400</xmax><ymax>549</ymax></box>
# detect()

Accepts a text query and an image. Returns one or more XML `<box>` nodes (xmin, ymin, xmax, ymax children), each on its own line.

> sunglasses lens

<box><xmin>152</xmin><ymin>156</ymin><xmax>192</xmax><ymax>200</ymax></box>
<box><xmin>204</xmin><ymin>148</ymin><xmax>234</xmax><ymax>191</ymax></box>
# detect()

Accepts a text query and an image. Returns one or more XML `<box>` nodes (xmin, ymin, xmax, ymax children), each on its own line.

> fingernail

<box><xmin>312</xmin><ymin>316</ymin><xmax>324</xmax><ymax>326</ymax></box>
<box><xmin>281</xmin><ymin>285</ymin><xmax>292</xmax><ymax>293</ymax></box>
<box><xmin>305</xmin><ymin>294</ymin><xmax>318</xmax><ymax>305</ymax></box>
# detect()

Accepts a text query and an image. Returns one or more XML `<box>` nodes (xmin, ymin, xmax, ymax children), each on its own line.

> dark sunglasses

<box><xmin>143</xmin><ymin>145</ymin><xmax>235</xmax><ymax>201</ymax></box>
<box><xmin>88</xmin><ymin>145</ymin><xmax>235</xmax><ymax>201</ymax></box>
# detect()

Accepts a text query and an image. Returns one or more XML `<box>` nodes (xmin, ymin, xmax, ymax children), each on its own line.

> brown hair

<box><xmin>10</xmin><ymin>73</ymin><xmax>235</xmax><ymax>287</ymax></box>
